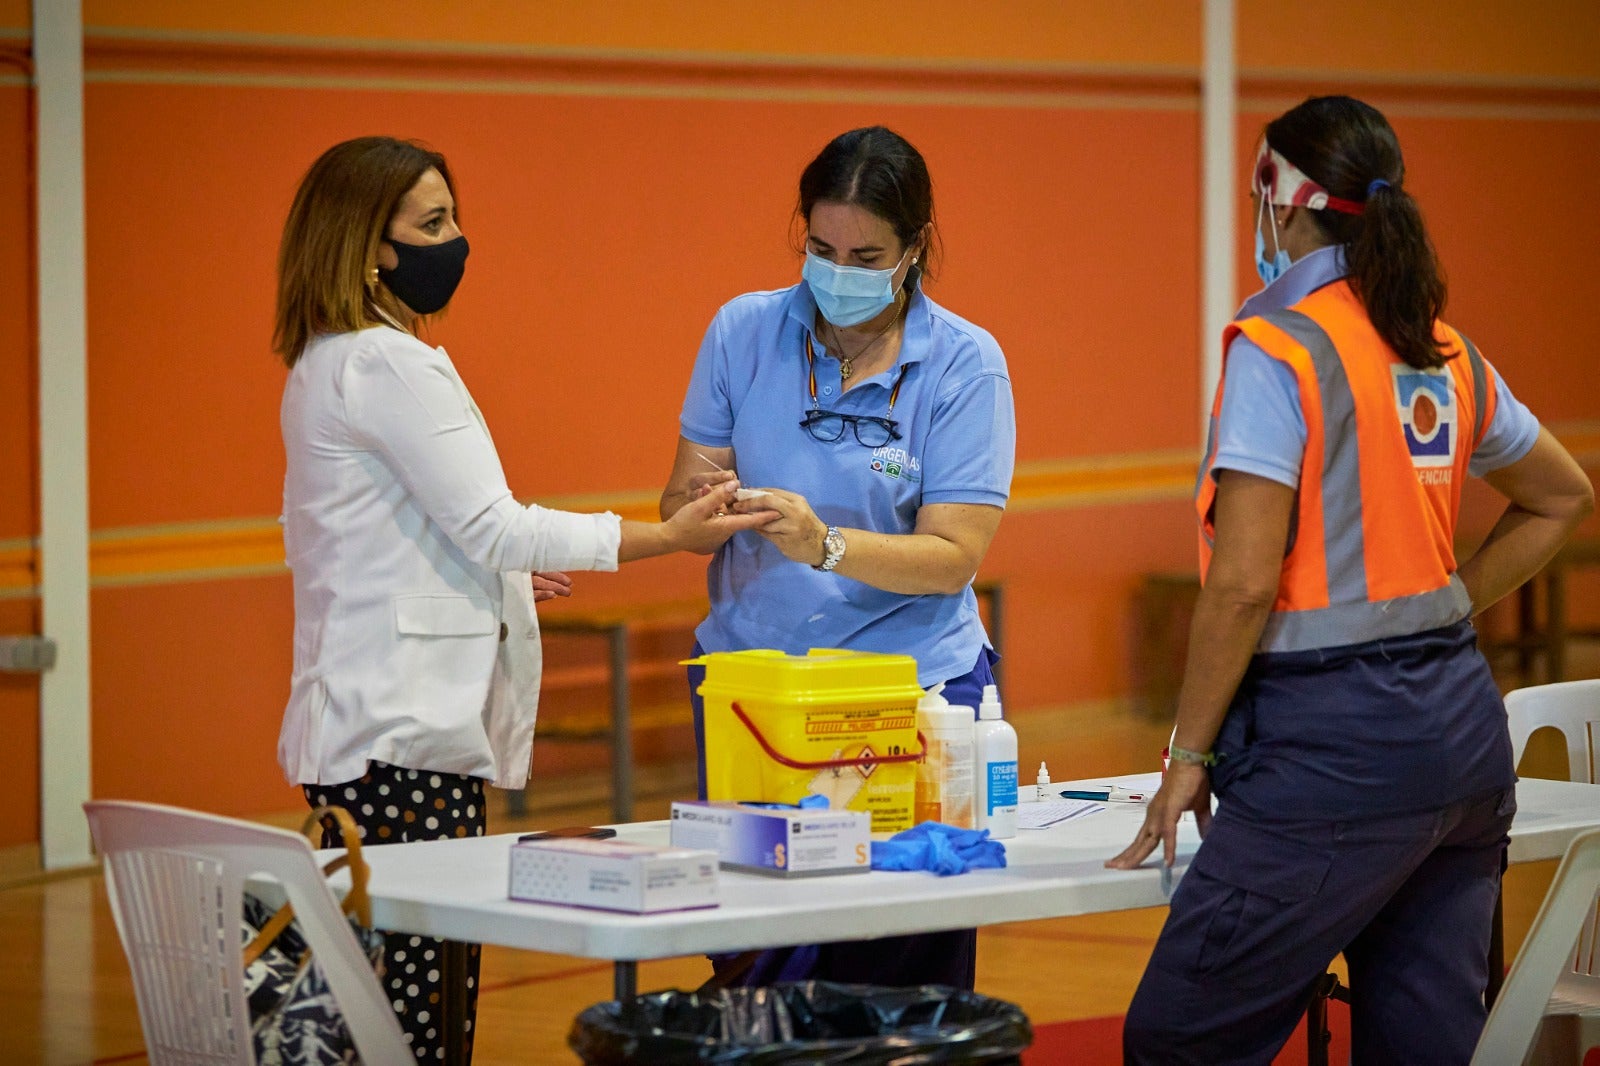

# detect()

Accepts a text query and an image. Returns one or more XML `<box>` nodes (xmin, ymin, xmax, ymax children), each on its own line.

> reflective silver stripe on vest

<box><xmin>1259</xmin><ymin>573</ymin><xmax>1473</xmax><ymax>652</ymax></box>
<box><xmin>1459</xmin><ymin>332</ymin><xmax>1488</xmax><ymax>448</ymax></box>
<box><xmin>1260</xmin><ymin>310</ymin><xmax>1367</xmax><ymax>604</ymax></box>
<box><xmin>1250</xmin><ymin>309</ymin><xmax>1471</xmax><ymax>653</ymax></box>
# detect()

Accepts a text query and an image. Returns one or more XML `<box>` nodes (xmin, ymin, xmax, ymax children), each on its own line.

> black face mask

<box><xmin>378</xmin><ymin>234</ymin><xmax>469</xmax><ymax>315</ymax></box>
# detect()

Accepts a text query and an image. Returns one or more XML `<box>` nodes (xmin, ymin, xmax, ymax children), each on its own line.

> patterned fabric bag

<box><xmin>240</xmin><ymin>806</ymin><xmax>387</xmax><ymax>1066</ymax></box>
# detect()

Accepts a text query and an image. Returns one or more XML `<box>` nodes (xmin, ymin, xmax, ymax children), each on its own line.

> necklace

<box><xmin>826</xmin><ymin>292</ymin><xmax>905</xmax><ymax>382</ymax></box>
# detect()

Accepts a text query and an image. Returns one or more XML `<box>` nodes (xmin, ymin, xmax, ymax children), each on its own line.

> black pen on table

<box><xmin>1055</xmin><ymin>786</ymin><xmax>1150</xmax><ymax>803</ymax></box>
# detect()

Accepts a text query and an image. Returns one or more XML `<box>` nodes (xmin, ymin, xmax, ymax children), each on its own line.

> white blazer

<box><xmin>278</xmin><ymin>325</ymin><xmax>620</xmax><ymax>789</ymax></box>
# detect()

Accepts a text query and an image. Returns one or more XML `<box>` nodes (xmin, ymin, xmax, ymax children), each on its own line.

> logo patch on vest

<box><xmin>1392</xmin><ymin>367</ymin><xmax>1457</xmax><ymax>474</ymax></box>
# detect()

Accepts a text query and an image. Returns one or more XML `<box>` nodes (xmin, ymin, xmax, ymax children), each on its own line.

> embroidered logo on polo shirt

<box><xmin>1392</xmin><ymin>365</ymin><xmax>1457</xmax><ymax>481</ymax></box>
<box><xmin>869</xmin><ymin>445</ymin><xmax>921</xmax><ymax>482</ymax></box>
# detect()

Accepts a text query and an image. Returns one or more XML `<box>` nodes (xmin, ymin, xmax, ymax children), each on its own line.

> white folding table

<box><xmin>274</xmin><ymin>774</ymin><xmax>1600</xmax><ymax>1066</ymax></box>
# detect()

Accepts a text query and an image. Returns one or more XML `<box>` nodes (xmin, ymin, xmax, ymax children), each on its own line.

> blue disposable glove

<box><xmin>739</xmin><ymin>794</ymin><xmax>831</xmax><ymax>811</ymax></box>
<box><xmin>871</xmin><ymin>822</ymin><xmax>1007</xmax><ymax>876</ymax></box>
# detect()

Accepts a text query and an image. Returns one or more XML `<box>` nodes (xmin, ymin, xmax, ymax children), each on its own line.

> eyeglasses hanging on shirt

<box><xmin>801</xmin><ymin>333</ymin><xmax>909</xmax><ymax>447</ymax></box>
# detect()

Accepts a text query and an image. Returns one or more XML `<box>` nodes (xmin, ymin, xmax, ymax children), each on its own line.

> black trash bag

<box><xmin>569</xmin><ymin>980</ymin><xmax>1032</xmax><ymax>1065</ymax></box>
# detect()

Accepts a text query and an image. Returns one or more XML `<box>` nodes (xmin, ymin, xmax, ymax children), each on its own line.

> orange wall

<box><xmin>80</xmin><ymin>1</ymin><xmax>1203</xmax><ymax>70</ymax></box>
<box><xmin>71</xmin><ymin>0</ymin><xmax>1600</xmax><ymax>84</ymax></box>
<box><xmin>0</xmin><ymin>81</ymin><xmax>31</xmax><ymax>537</ymax></box>
<box><xmin>2</xmin><ymin>5</ymin><xmax>1598</xmax><ymax>847</ymax></box>
<box><xmin>82</xmin><ymin>84</ymin><xmax>1203</xmax><ymax>529</ymax></box>
<box><xmin>71</xmin><ymin>76</ymin><xmax>1209</xmax><ymax>825</ymax></box>
<box><xmin>1241</xmin><ymin>0</ymin><xmax>1600</xmax><ymax>84</ymax></box>
<box><xmin>1</xmin><ymin>51</ymin><xmax>37</xmax><ymax>843</ymax></box>
<box><xmin>0</xmin><ymin>1</ymin><xmax>24</xmax><ymax>34</ymax></box>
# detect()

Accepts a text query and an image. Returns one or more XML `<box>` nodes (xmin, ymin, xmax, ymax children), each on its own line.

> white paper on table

<box><xmin>1018</xmin><ymin>799</ymin><xmax>1105</xmax><ymax>830</ymax></box>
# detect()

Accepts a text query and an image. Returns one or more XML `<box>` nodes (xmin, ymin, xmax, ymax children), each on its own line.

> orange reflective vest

<box><xmin>1197</xmin><ymin>279</ymin><xmax>1496</xmax><ymax>653</ymax></box>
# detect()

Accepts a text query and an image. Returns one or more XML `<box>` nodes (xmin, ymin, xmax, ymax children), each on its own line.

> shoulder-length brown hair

<box><xmin>273</xmin><ymin>137</ymin><xmax>455</xmax><ymax>367</ymax></box>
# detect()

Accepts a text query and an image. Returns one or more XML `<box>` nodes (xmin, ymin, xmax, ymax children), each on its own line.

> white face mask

<box><xmin>802</xmin><ymin>247</ymin><xmax>911</xmax><ymax>327</ymax></box>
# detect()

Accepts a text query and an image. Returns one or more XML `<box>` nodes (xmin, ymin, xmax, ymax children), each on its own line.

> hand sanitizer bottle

<box><xmin>915</xmin><ymin>683</ymin><xmax>976</xmax><ymax>829</ymax></box>
<box><xmin>973</xmin><ymin>684</ymin><xmax>1018</xmax><ymax>838</ymax></box>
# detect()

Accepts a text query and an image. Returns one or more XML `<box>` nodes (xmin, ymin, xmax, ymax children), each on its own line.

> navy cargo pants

<box><xmin>1125</xmin><ymin>622</ymin><xmax>1516</xmax><ymax>1065</ymax></box>
<box><xmin>1123</xmin><ymin>785</ymin><xmax>1513</xmax><ymax>1064</ymax></box>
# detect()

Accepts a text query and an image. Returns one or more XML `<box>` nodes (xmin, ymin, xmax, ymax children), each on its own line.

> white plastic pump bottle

<box><xmin>973</xmin><ymin>684</ymin><xmax>1018</xmax><ymax>838</ymax></box>
<box><xmin>915</xmin><ymin>683</ymin><xmax>975</xmax><ymax>829</ymax></box>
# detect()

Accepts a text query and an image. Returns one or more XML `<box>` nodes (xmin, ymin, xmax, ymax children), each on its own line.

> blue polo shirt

<box><xmin>679</xmin><ymin>282</ymin><xmax>1015</xmax><ymax>686</ymax></box>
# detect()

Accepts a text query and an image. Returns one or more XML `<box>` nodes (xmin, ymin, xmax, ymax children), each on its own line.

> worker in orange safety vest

<box><xmin>1109</xmin><ymin>95</ymin><xmax>1594</xmax><ymax>1066</ymax></box>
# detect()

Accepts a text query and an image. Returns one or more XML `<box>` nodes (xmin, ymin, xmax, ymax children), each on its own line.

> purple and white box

<box><xmin>669</xmin><ymin>801</ymin><xmax>872</xmax><ymax>877</ymax></box>
<box><xmin>508</xmin><ymin>838</ymin><xmax>719</xmax><ymax>913</ymax></box>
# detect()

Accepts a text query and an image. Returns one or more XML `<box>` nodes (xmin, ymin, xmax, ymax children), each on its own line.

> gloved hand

<box><xmin>871</xmin><ymin>822</ymin><xmax>1007</xmax><ymax>876</ymax></box>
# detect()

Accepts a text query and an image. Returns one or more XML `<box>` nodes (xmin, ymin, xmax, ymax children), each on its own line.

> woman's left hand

<box><xmin>530</xmin><ymin>571</ymin><xmax>573</xmax><ymax>602</ymax></box>
<box><xmin>731</xmin><ymin>488</ymin><xmax>828</xmax><ymax>566</ymax></box>
<box><xmin>1105</xmin><ymin>762</ymin><xmax>1213</xmax><ymax>872</ymax></box>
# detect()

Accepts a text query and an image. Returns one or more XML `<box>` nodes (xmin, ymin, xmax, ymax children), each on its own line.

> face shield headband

<box><xmin>1251</xmin><ymin>140</ymin><xmax>1365</xmax><ymax>215</ymax></box>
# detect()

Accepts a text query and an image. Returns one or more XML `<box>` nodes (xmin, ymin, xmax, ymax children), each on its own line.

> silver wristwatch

<box><xmin>814</xmin><ymin>525</ymin><xmax>847</xmax><ymax>572</ymax></box>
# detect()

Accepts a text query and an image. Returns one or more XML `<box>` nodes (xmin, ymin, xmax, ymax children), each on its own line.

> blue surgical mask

<box><xmin>803</xmin><ymin>248</ymin><xmax>911</xmax><ymax>327</ymax></box>
<box><xmin>1254</xmin><ymin>198</ymin><xmax>1291</xmax><ymax>286</ymax></box>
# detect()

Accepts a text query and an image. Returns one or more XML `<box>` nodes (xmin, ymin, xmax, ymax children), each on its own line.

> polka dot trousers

<box><xmin>306</xmin><ymin>762</ymin><xmax>487</xmax><ymax>1062</ymax></box>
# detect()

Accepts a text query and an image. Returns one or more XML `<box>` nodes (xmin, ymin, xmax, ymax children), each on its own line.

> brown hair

<box><xmin>792</xmin><ymin>125</ymin><xmax>941</xmax><ymax>288</ymax></box>
<box><xmin>1265</xmin><ymin>97</ymin><xmax>1449</xmax><ymax>369</ymax></box>
<box><xmin>273</xmin><ymin>137</ymin><xmax>454</xmax><ymax>367</ymax></box>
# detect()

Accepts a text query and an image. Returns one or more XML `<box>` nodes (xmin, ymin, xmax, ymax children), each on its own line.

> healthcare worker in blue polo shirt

<box><xmin>1109</xmin><ymin>96</ymin><xmax>1594</xmax><ymax>1064</ymax></box>
<box><xmin>660</xmin><ymin>125</ymin><xmax>1016</xmax><ymax>990</ymax></box>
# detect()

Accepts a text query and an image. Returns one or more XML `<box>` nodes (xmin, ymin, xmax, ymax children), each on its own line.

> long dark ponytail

<box><xmin>1266</xmin><ymin>96</ymin><xmax>1449</xmax><ymax>369</ymax></box>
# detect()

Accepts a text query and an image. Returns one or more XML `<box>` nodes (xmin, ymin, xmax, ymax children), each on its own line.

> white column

<box><xmin>1200</xmin><ymin>0</ymin><xmax>1237</xmax><ymax>444</ymax></box>
<box><xmin>34</xmin><ymin>0</ymin><xmax>92</xmax><ymax>870</ymax></box>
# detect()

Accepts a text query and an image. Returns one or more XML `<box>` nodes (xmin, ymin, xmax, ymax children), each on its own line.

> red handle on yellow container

<box><xmin>730</xmin><ymin>702</ymin><xmax>926</xmax><ymax>770</ymax></box>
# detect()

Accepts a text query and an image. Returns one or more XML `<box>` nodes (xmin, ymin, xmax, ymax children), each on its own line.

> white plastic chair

<box><xmin>1507</xmin><ymin>679</ymin><xmax>1600</xmax><ymax>784</ymax></box>
<box><xmin>1474</xmin><ymin>829</ymin><xmax>1600</xmax><ymax>1065</ymax></box>
<box><xmin>85</xmin><ymin>800</ymin><xmax>411</xmax><ymax>1066</ymax></box>
<box><xmin>1499</xmin><ymin>680</ymin><xmax>1600</xmax><ymax>1063</ymax></box>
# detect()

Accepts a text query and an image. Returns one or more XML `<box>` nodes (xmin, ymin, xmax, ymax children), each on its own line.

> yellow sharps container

<box><xmin>687</xmin><ymin>649</ymin><xmax>925</xmax><ymax>835</ymax></box>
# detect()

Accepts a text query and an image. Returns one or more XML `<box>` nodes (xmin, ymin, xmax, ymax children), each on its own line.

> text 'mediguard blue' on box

<box><xmin>669</xmin><ymin>801</ymin><xmax>871</xmax><ymax>877</ymax></box>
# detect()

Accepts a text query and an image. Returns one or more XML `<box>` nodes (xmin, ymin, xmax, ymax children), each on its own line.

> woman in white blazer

<box><xmin>272</xmin><ymin>136</ymin><xmax>774</xmax><ymax>1059</ymax></box>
